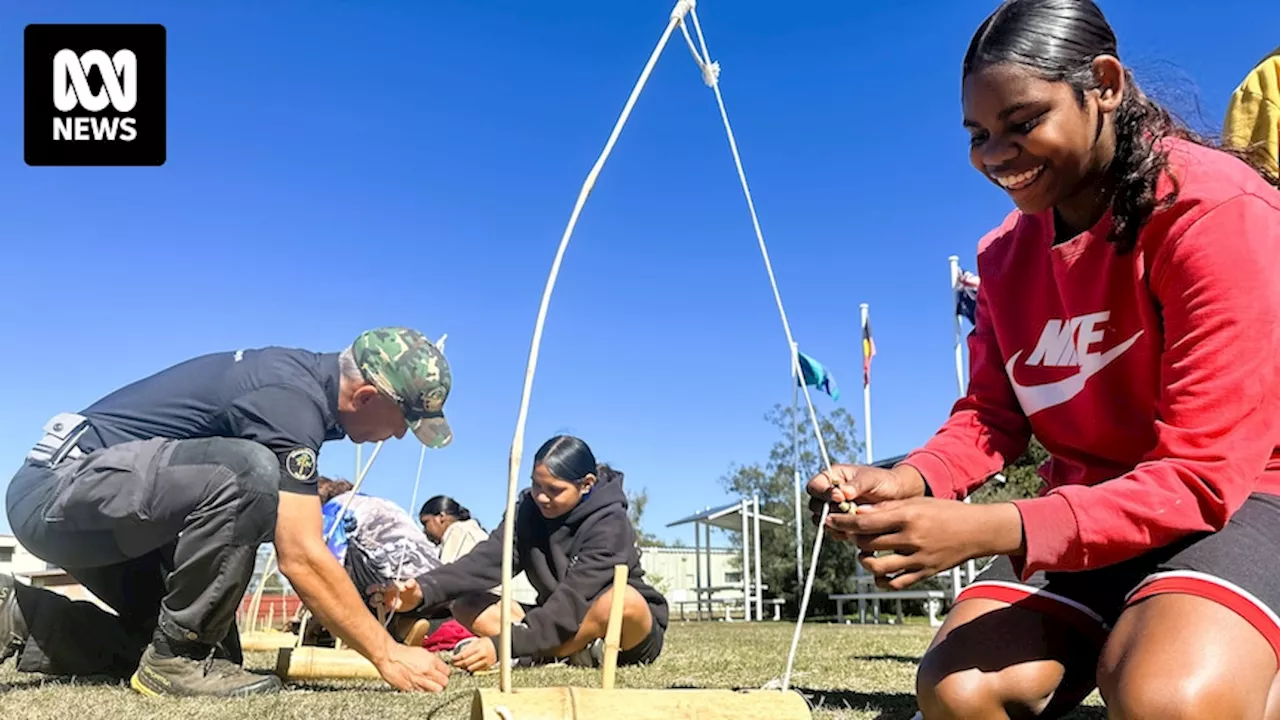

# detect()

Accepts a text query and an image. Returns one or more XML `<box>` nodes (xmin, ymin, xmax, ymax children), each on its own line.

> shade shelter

<box><xmin>667</xmin><ymin>496</ymin><xmax>784</xmax><ymax>621</ymax></box>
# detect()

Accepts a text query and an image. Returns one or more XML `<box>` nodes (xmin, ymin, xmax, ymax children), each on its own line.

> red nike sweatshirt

<box><xmin>902</xmin><ymin>138</ymin><xmax>1280</xmax><ymax>580</ymax></box>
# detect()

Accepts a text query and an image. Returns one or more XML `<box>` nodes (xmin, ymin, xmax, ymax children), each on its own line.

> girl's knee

<box><xmin>916</xmin><ymin>647</ymin><xmax>1059</xmax><ymax>719</ymax></box>
<box><xmin>916</xmin><ymin>656</ymin><xmax>1004</xmax><ymax>719</ymax></box>
<box><xmin>1098</xmin><ymin>651</ymin><xmax>1253</xmax><ymax>720</ymax></box>
<box><xmin>587</xmin><ymin>585</ymin><xmax>647</xmax><ymax>626</ymax></box>
<box><xmin>450</xmin><ymin>592</ymin><xmax>499</xmax><ymax>628</ymax></box>
<box><xmin>1099</xmin><ymin>668</ymin><xmax>1221</xmax><ymax>720</ymax></box>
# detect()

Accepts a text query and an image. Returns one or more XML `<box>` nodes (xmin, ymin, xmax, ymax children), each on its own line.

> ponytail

<box><xmin>594</xmin><ymin>463</ymin><xmax>624</xmax><ymax>487</ymax></box>
<box><xmin>419</xmin><ymin>494</ymin><xmax>471</xmax><ymax>521</ymax></box>
<box><xmin>1102</xmin><ymin>69</ymin><xmax>1278</xmax><ymax>255</ymax></box>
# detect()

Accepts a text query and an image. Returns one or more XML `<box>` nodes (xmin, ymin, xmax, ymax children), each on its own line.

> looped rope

<box><xmin>671</xmin><ymin>0</ymin><xmax>696</xmax><ymax>22</ymax></box>
<box><xmin>677</xmin><ymin>4</ymin><xmax>835</xmax><ymax>692</ymax></box>
<box><xmin>494</xmin><ymin>0</ymin><xmax>836</xmax><ymax>693</ymax></box>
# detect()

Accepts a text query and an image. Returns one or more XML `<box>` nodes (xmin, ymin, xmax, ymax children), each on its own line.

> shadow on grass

<box><xmin>660</xmin><ymin>684</ymin><xmax>917</xmax><ymax>720</ymax></box>
<box><xmin>788</xmin><ymin>687</ymin><xmax>1106</xmax><ymax>720</ymax></box>
<box><xmin>792</xmin><ymin>687</ymin><xmax>917</xmax><ymax>720</ymax></box>
<box><xmin>851</xmin><ymin>654</ymin><xmax>920</xmax><ymax>664</ymax></box>
<box><xmin>0</xmin><ymin>674</ymin><xmax>125</xmax><ymax>693</ymax></box>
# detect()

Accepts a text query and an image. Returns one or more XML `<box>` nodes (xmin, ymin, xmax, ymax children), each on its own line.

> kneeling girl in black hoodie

<box><xmin>376</xmin><ymin>434</ymin><xmax>669</xmax><ymax>673</ymax></box>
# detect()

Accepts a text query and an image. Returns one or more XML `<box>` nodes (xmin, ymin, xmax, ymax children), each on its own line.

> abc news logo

<box><xmin>24</xmin><ymin>24</ymin><xmax>166</xmax><ymax>166</ymax></box>
<box><xmin>54</xmin><ymin>49</ymin><xmax>139</xmax><ymax>142</ymax></box>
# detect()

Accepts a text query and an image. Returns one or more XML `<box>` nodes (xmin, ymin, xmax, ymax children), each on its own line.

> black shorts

<box><xmin>617</xmin><ymin>614</ymin><xmax>665</xmax><ymax>666</ymax></box>
<box><xmin>959</xmin><ymin>492</ymin><xmax>1280</xmax><ymax>661</ymax></box>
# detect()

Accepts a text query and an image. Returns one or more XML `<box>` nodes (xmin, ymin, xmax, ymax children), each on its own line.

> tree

<box><xmin>969</xmin><ymin>437</ymin><xmax>1049</xmax><ymax>504</ymax></box>
<box><xmin>627</xmin><ymin>486</ymin><xmax>665</xmax><ymax>547</ymax></box>
<box><xmin>719</xmin><ymin>403</ymin><xmax>1052</xmax><ymax>619</ymax></box>
<box><xmin>719</xmin><ymin>403</ymin><xmax>866</xmax><ymax>617</ymax></box>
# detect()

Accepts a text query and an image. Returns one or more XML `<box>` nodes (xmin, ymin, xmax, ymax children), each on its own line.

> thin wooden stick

<box><xmin>246</xmin><ymin>548</ymin><xmax>276</xmax><ymax>633</ymax></box>
<box><xmin>601</xmin><ymin>564</ymin><xmax>629</xmax><ymax>690</ymax></box>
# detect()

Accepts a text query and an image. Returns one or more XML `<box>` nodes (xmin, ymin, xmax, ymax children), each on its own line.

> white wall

<box><xmin>0</xmin><ymin>535</ymin><xmax>49</xmax><ymax>577</ymax></box>
<box><xmin>639</xmin><ymin>545</ymin><xmax>741</xmax><ymax>605</ymax></box>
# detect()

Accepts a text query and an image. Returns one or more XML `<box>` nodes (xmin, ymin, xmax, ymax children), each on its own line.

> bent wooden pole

<box><xmin>471</xmin><ymin>688</ymin><xmax>812</xmax><ymax>720</ymax></box>
<box><xmin>275</xmin><ymin>646</ymin><xmax>383</xmax><ymax>682</ymax></box>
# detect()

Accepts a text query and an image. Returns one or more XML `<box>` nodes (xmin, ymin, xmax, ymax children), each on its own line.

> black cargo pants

<box><xmin>3</xmin><ymin>436</ymin><xmax>279</xmax><ymax>678</ymax></box>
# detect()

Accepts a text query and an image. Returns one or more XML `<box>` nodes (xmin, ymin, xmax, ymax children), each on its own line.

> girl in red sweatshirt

<box><xmin>808</xmin><ymin>1</ymin><xmax>1280</xmax><ymax>717</ymax></box>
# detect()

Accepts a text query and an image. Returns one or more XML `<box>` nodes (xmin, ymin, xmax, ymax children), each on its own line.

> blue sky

<box><xmin>2</xmin><ymin>0</ymin><xmax>1276</xmax><ymax>545</ymax></box>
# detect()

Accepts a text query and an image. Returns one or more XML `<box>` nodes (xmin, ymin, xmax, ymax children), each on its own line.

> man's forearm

<box><xmin>280</xmin><ymin>545</ymin><xmax>393</xmax><ymax>666</ymax></box>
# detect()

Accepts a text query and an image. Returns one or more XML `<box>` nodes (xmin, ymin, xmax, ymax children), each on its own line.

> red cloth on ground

<box><xmin>422</xmin><ymin>619</ymin><xmax>475</xmax><ymax>652</ymax></box>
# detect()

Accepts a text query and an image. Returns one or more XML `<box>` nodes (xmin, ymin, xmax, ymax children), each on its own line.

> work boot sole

<box><xmin>129</xmin><ymin>664</ymin><xmax>282</xmax><ymax>697</ymax></box>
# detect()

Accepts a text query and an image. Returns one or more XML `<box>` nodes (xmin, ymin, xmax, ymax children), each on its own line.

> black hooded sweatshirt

<box><xmin>413</xmin><ymin>473</ymin><xmax>669</xmax><ymax>658</ymax></box>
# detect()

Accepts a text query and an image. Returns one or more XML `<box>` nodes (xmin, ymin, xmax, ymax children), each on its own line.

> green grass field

<box><xmin>0</xmin><ymin>621</ymin><xmax>1106</xmax><ymax>719</ymax></box>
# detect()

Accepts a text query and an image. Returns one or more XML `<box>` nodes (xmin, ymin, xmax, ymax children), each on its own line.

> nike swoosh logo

<box><xmin>1006</xmin><ymin>331</ymin><xmax>1144</xmax><ymax>416</ymax></box>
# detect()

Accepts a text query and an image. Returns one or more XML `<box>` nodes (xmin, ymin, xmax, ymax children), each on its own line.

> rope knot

<box><xmin>701</xmin><ymin>60</ymin><xmax>721</xmax><ymax>87</ymax></box>
<box><xmin>671</xmin><ymin>0</ymin><xmax>696</xmax><ymax>22</ymax></box>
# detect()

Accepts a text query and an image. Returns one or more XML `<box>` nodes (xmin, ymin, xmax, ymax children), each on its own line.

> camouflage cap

<box><xmin>351</xmin><ymin>327</ymin><xmax>453</xmax><ymax>448</ymax></box>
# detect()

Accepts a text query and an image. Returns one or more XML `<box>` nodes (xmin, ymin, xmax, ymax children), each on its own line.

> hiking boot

<box><xmin>130</xmin><ymin>644</ymin><xmax>282</xmax><ymax>697</ymax></box>
<box><xmin>212</xmin><ymin>630</ymin><xmax>243</xmax><ymax>665</ymax></box>
<box><xmin>0</xmin><ymin>574</ymin><xmax>28</xmax><ymax>664</ymax></box>
<box><xmin>563</xmin><ymin>638</ymin><xmax>604</xmax><ymax>668</ymax></box>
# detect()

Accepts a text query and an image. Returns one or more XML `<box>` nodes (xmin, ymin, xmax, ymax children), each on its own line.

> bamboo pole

<box><xmin>246</xmin><ymin>547</ymin><xmax>277</xmax><ymax>633</ymax></box>
<box><xmin>600</xmin><ymin>565</ymin><xmax>628</xmax><ymax>690</ymax></box>
<box><xmin>471</xmin><ymin>688</ymin><xmax>811</xmax><ymax>720</ymax></box>
<box><xmin>275</xmin><ymin>647</ymin><xmax>383</xmax><ymax>682</ymax></box>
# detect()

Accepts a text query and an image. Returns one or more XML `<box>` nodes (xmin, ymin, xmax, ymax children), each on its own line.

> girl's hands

<box><xmin>367</xmin><ymin>578</ymin><xmax>424</xmax><ymax>614</ymax></box>
<box><xmin>823</xmin><ymin>497</ymin><xmax>1025</xmax><ymax>590</ymax></box>
<box><xmin>806</xmin><ymin>463</ymin><xmax>927</xmax><ymax>523</ymax></box>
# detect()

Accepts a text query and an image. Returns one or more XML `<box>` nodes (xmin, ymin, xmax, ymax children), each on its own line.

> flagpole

<box><xmin>790</xmin><ymin>341</ymin><xmax>804</xmax><ymax>588</ymax></box>
<box><xmin>948</xmin><ymin>255</ymin><xmax>972</xmax><ymax>597</ymax></box>
<box><xmin>860</xmin><ymin>303</ymin><xmax>874</xmax><ymax>464</ymax></box>
<box><xmin>949</xmin><ymin>255</ymin><xmax>965</xmax><ymax>397</ymax></box>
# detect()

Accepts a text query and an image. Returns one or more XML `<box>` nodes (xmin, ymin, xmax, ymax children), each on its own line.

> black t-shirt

<box><xmin>77</xmin><ymin>347</ymin><xmax>346</xmax><ymax>495</ymax></box>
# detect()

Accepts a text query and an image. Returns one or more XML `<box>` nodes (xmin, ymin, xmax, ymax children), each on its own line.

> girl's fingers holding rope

<box><xmin>824</xmin><ymin>500</ymin><xmax>906</xmax><ymax>535</ymax></box>
<box><xmin>859</xmin><ymin>552</ymin><xmax>927</xmax><ymax>590</ymax></box>
<box><xmin>805</xmin><ymin>466</ymin><xmax>858</xmax><ymax>503</ymax></box>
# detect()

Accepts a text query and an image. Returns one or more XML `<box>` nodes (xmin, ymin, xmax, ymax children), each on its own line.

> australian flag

<box><xmin>955</xmin><ymin>268</ymin><xmax>980</xmax><ymax>325</ymax></box>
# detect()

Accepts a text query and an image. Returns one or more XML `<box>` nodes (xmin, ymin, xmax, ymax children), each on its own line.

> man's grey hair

<box><xmin>338</xmin><ymin>345</ymin><xmax>364</xmax><ymax>384</ymax></box>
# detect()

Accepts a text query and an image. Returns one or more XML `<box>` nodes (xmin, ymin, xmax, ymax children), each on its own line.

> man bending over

<box><xmin>1</xmin><ymin>327</ymin><xmax>454</xmax><ymax>697</ymax></box>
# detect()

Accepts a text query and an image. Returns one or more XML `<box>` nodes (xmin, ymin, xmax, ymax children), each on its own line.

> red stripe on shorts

<box><xmin>1128</xmin><ymin>574</ymin><xmax>1280</xmax><ymax>663</ymax></box>
<box><xmin>957</xmin><ymin>583</ymin><xmax>1109</xmax><ymax>646</ymax></box>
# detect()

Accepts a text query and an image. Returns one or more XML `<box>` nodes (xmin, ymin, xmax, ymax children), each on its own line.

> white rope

<box><xmin>678</xmin><ymin>20</ymin><xmax>720</xmax><ymax>86</ymax></box>
<box><xmin>326</xmin><ymin>440</ymin><xmax>384</xmax><ymax>543</ymax></box>
<box><xmin>409</xmin><ymin>443</ymin><xmax>427</xmax><ymax>522</ymax></box>
<box><xmin>677</xmin><ymin>6</ymin><xmax>835</xmax><ymax>692</ymax></box>
<box><xmin>491</xmin><ymin>0</ymin><xmax>833</xmax><ymax>693</ymax></box>
<box><xmin>495</xmin><ymin>1</ymin><xmax>693</xmax><ymax>693</ymax></box>
<box><xmin>378</xmin><ymin>444</ymin><xmax>429</xmax><ymax>629</ymax></box>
